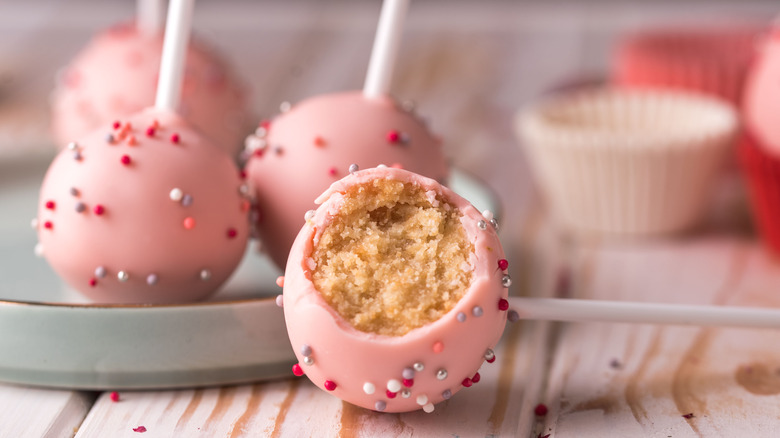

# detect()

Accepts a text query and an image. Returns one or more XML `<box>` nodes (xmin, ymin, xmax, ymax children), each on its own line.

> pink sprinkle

<box><xmin>292</xmin><ymin>363</ymin><xmax>304</xmax><ymax>376</ymax></box>
<box><xmin>386</xmin><ymin>390</ymin><xmax>397</xmax><ymax>399</ymax></box>
<box><xmin>227</xmin><ymin>228</ymin><xmax>237</xmax><ymax>239</ymax></box>
<box><xmin>324</xmin><ymin>380</ymin><xmax>337</xmax><ymax>391</ymax></box>
<box><xmin>432</xmin><ymin>341</ymin><xmax>444</xmax><ymax>354</ymax></box>
<box><xmin>44</xmin><ymin>221</ymin><xmax>53</xmax><ymax>230</ymax></box>
<box><xmin>328</xmin><ymin>167</ymin><xmax>338</xmax><ymax>176</ymax></box>
<box><xmin>390</xmin><ymin>163</ymin><xmax>403</xmax><ymax>169</ymax></box>
<box><xmin>240</xmin><ymin>200</ymin><xmax>251</xmax><ymax>212</ymax></box>
<box><xmin>472</xmin><ymin>372</ymin><xmax>481</xmax><ymax>383</ymax></box>
<box><xmin>89</xmin><ymin>278</ymin><xmax>97</xmax><ymax>287</ymax></box>
<box><xmin>120</xmin><ymin>155</ymin><xmax>131</xmax><ymax>165</ymax></box>
<box><xmin>110</xmin><ymin>391</ymin><xmax>120</xmax><ymax>402</ymax></box>
<box><xmin>386</xmin><ymin>130</ymin><xmax>400</xmax><ymax>143</ymax></box>
<box><xmin>126</xmin><ymin>135</ymin><xmax>137</xmax><ymax>146</ymax></box>
<box><xmin>145</xmin><ymin>127</ymin><xmax>155</xmax><ymax>137</ymax></box>
<box><xmin>498</xmin><ymin>298</ymin><xmax>509</xmax><ymax>311</ymax></box>
<box><xmin>462</xmin><ymin>378</ymin><xmax>473</xmax><ymax>388</ymax></box>
<box><xmin>93</xmin><ymin>205</ymin><xmax>105</xmax><ymax>215</ymax></box>
<box><xmin>275</xmin><ymin>276</ymin><xmax>285</xmax><ymax>288</ymax></box>
<box><xmin>45</xmin><ymin>200</ymin><xmax>56</xmax><ymax>210</ymax></box>
<box><xmin>133</xmin><ymin>426</ymin><xmax>147</xmax><ymax>433</ymax></box>
<box><xmin>183</xmin><ymin>217</ymin><xmax>196</xmax><ymax>230</ymax></box>
<box><xmin>260</xmin><ymin>119</ymin><xmax>271</xmax><ymax>130</ymax></box>
<box><xmin>314</xmin><ymin>136</ymin><xmax>326</xmax><ymax>147</ymax></box>
<box><xmin>498</xmin><ymin>259</ymin><xmax>509</xmax><ymax>270</ymax></box>
<box><xmin>171</xmin><ymin>133</ymin><xmax>180</xmax><ymax>144</ymax></box>
<box><xmin>402</xmin><ymin>378</ymin><xmax>414</xmax><ymax>388</ymax></box>
<box><xmin>151</xmin><ymin>120</ymin><xmax>160</xmax><ymax>129</ymax></box>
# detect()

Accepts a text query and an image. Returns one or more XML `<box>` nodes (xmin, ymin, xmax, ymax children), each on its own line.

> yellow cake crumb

<box><xmin>311</xmin><ymin>178</ymin><xmax>473</xmax><ymax>336</ymax></box>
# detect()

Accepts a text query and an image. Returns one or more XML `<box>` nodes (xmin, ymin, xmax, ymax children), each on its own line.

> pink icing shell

<box><xmin>244</xmin><ymin>91</ymin><xmax>449</xmax><ymax>270</ymax></box>
<box><xmin>51</xmin><ymin>22</ymin><xmax>251</xmax><ymax>156</ymax></box>
<box><xmin>37</xmin><ymin>107</ymin><xmax>250</xmax><ymax>304</ymax></box>
<box><xmin>743</xmin><ymin>27</ymin><xmax>780</xmax><ymax>155</ymax></box>
<box><xmin>282</xmin><ymin>167</ymin><xmax>508</xmax><ymax>413</ymax></box>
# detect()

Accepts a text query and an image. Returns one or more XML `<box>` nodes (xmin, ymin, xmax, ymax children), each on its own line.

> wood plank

<box><xmin>0</xmin><ymin>384</ymin><xmax>95</xmax><ymax>438</ymax></box>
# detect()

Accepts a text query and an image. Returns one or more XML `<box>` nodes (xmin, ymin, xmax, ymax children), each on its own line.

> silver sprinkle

<box><xmin>485</xmin><ymin>349</ymin><xmax>495</xmax><ymax>361</ymax></box>
<box><xmin>75</xmin><ymin>202</ymin><xmax>86</xmax><ymax>213</ymax></box>
<box><xmin>508</xmin><ymin>310</ymin><xmax>520</xmax><ymax>323</ymax></box>
<box><xmin>181</xmin><ymin>194</ymin><xmax>193</xmax><ymax>207</ymax></box>
<box><xmin>402</xmin><ymin>367</ymin><xmax>415</xmax><ymax>380</ymax></box>
<box><xmin>436</xmin><ymin>369</ymin><xmax>448</xmax><ymax>380</ymax></box>
<box><xmin>105</xmin><ymin>133</ymin><xmax>115</xmax><ymax>143</ymax></box>
<box><xmin>477</xmin><ymin>220</ymin><xmax>487</xmax><ymax>230</ymax></box>
<box><xmin>348</xmin><ymin>164</ymin><xmax>359</xmax><ymax>174</ymax></box>
<box><xmin>73</xmin><ymin>151</ymin><xmax>82</xmax><ymax>161</ymax></box>
<box><xmin>399</xmin><ymin>133</ymin><xmax>410</xmax><ymax>144</ymax></box>
<box><xmin>117</xmin><ymin>271</ymin><xmax>129</xmax><ymax>282</ymax></box>
<box><xmin>401</xmin><ymin>389</ymin><xmax>411</xmax><ymax>398</ymax></box>
<box><xmin>442</xmin><ymin>389</ymin><xmax>452</xmax><ymax>400</ymax></box>
<box><xmin>472</xmin><ymin>306</ymin><xmax>483</xmax><ymax>317</ymax></box>
<box><xmin>490</xmin><ymin>218</ymin><xmax>499</xmax><ymax>230</ymax></box>
<box><xmin>413</xmin><ymin>362</ymin><xmax>424</xmax><ymax>372</ymax></box>
<box><xmin>300</xmin><ymin>344</ymin><xmax>313</xmax><ymax>357</ymax></box>
<box><xmin>304</xmin><ymin>210</ymin><xmax>315</xmax><ymax>221</ymax></box>
<box><xmin>456</xmin><ymin>312</ymin><xmax>466</xmax><ymax>323</ymax></box>
<box><xmin>375</xmin><ymin>401</ymin><xmax>386</xmax><ymax>412</ymax></box>
<box><xmin>200</xmin><ymin>269</ymin><xmax>212</xmax><ymax>281</ymax></box>
<box><xmin>95</xmin><ymin>266</ymin><xmax>107</xmax><ymax>278</ymax></box>
<box><xmin>279</xmin><ymin>101</ymin><xmax>292</xmax><ymax>113</ymax></box>
<box><xmin>146</xmin><ymin>274</ymin><xmax>158</xmax><ymax>285</ymax></box>
<box><xmin>274</xmin><ymin>146</ymin><xmax>283</xmax><ymax>155</ymax></box>
<box><xmin>303</xmin><ymin>355</ymin><xmax>314</xmax><ymax>366</ymax></box>
<box><xmin>70</xmin><ymin>187</ymin><xmax>80</xmax><ymax>197</ymax></box>
<box><xmin>502</xmin><ymin>275</ymin><xmax>512</xmax><ymax>288</ymax></box>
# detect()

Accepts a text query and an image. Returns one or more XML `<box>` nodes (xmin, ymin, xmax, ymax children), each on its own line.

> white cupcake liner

<box><xmin>516</xmin><ymin>88</ymin><xmax>738</xmax><ymax>236</ymax></box>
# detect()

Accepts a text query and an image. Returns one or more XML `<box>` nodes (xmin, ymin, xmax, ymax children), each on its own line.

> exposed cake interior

<box><xmin>311</xmin><ymin>178</ymin><xmax>474</xmax><ymax>336</ymax></box>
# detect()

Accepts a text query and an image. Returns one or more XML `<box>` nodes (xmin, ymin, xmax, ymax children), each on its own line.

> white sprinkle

<box><xmin>67</xmin><ymin>141</ymin><xmax>78</xmax><ymax>150</ymax></box>
<box><xmin>117</xmin><ymin>271</ymin><xmax>129</xmax><ymax>282</ymax></box>
<box><xmin>482</xmin><ymin>210</ymin><xmax>493</xmax><ymax>221</ymax></box>
<box><xmin>275</xmin><ymin>294</ymin><xmax>284</xmax><ymax>307</ymax></box>
<box><xmin>279</xmin><ymin>101</ymin><xmax>292</xmax><ymax>113</ymax></box>
<box><xmin>30</xmin><ymin>218</ymin><xmax>38</xmax><ymax>229</ymax></box>
<box><xmin>387</xmin><ymin>379</ymin><xmax>402</xmax><ymax>393</ymax></box>
<box><xmin>423</xmin><ymin>403</ymin><xmax>435</xmax><ymax>413</ymax></box>
<box><xmin>377</xmin><ymin>164</ymin><xmax>388</xmax><ymax>168</ymax></box>
<box><xmin>416</xmin><ymin>394</ymin><xmax>428</xmax><ymax>406</ymax></box>
<box><xmin>303</xmin><ymin>356</ymin><xmax>314</xmax><ymax>365</ymax></box>
<box><xmin>34</xmin><ymin>243</ymin><xmax>44</xmax><ymax>257</ymax></box>
<box><xmin>146</xmin><ymin>274</ymin><xmax>158</xmax><ymax>285</ymax></box>
<box><xmin>255</xmin><ymin>126</ymin><xmax>268</xmax><ymax>138</ymax></box>
<box><xmin>304</xmin><ymin>210</ymin><xmax>315</xmax><ymax>221</ymax></box>
<box><xmin>200</xmin><ymin>269</ymin><xmax>212</xmax><ymax>281</ymax></box>
<box><xmin>169</xmin><ymin>188</ymin><xmax>183</xmax><ymax>202</ymax></box>
<box><xmin>239</xmin><ymin>184</ymin><xmax>249</xmax><ymax>195</ymax></box>
<box><xmin>244</xmin><ymin>134</ymin><xmax>266</xmax><ymax>152</ymax></box>
<box><xmin>363</xmin><ymin>382</ymin><xmax>375</xmax><ymax>395</ymax></box>
<box><xmin>413</xmin><ymin>362</ymin><xmax>425</xmax><ymax>372</ymax></box>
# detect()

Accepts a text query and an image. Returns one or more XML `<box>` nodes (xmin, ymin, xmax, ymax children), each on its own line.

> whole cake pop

<box><xmin>244</xmin><ymin>0</ymin><xmax>448</xmax><ymax>269</ymax></box>
<box><xmin>36</xmin><ymin>0</ymin><xmax>249</xmax><ymax>304</ymax></box>
<box><xmin>281</xmin><ymin>167</ymin><xmax>509</xmax><ymax>413</ymax></box>
<box><xmin>51</xmin><ymin>17</ymin><xmax>250</xmax><ymax>156</ymax></box>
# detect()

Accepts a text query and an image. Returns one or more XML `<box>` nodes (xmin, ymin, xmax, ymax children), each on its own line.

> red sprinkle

<box><xmin>239</xmin><ymin>170</ymin><xmax>247</xmax><ymax>179</ymax></box>
<box><xmin>120</xmin><ymin>155</ymin><xmax>131</xmax><ymax>165</ymax></box>
<box><xmin>93</xmin><ymin>205</ymin><xmax>105</xmax><ymax>215</ymax></box>
<box><xmin>43</xmin><ymin>221</ymin><xmax>53</xmax><ymax>230</ymax></box>
<box><xmin>292</xmin><ymin>363</ymin><xmax>304</xmax><ymax>376</ymax></box>
<box><xmin>110</xmin><ymin>391</ymin><xmax>120</xmax><ymax>402</ymax></box>
<box><xmin>462</xmin><ymin>378</ymin><xmax>473</xmax><ymax>388</ymax></box>
<box><xmin>386</xmin><ymin>130</ymin><xmax>400</xmax><ymax>143</ymax></box>
<box><xmin>171</xmin><ymin>133</ymin><xmax>180</xmax><ymax>144</ymax></box>
<box><xmin>45</xmin><ymin>200</ymin><xmax>56</xmax><ymax>210</ymax></box>
<box><xmin>253</xmin><ymin>148</ymin><xmax>265</xmax><ymax>158</ymax></box>
<box><xmin>183</xmin><ymin>217</ymin><xmax>196</xmax><ymax>230</ymax></box>
<box><xmin>133</xmin><ymin>426</ymin><xmax>147</xmax><ymax>433</ymax></box>
<box><xmin>498</xmin><ymin>259</ymin><xmax>509</xmax><ymax>270</ymax></box>
<box><xmin>472</xmin><ymin>372</ymin><xmax>481</xmax><ymax>383</ymax></box>
<box><xmin>534</xmin><ymin>403</ymin><xmax>548</xmax><ymax>416</ymax></box>
<box><xmin>145</xmin><ymin>127</ymin><xmax>156</xmax><ymax>137</ymax></box>
<box><xmin>112</xmin><ymin>121</ymin><xmax>121</xmax><ymax>130</ymax></box>
<box><xmin>402</xmin><ymin>378</ymin><xmax>414</xmax><ymax>388</ymax></box>
<box><xmin>227</xmin><ymin>228</ymin><xmax>238</xmax><ymax>239</ymax></box>
<box><xmin>386</xmin><ymin>390</ymin><xmax>397</xmax><ymax>398</ymax></box>
<box><xmin>324</xmin><ymin>380</ymin><xmax>337</xmax><ymax>391</ymax></box>
<box><xmin>498</xmin><ymin>298</ymin><xmax>509</xmax><ymax>311</ymax></box>
<box><xmin>89</xmin><ymin>278</ymin><xmax>97</xmax><ymax>287</ymax></box>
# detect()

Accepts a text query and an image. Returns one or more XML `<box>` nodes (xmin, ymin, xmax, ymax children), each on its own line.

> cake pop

<box><xmin>244</xmin><ymin>0</ymin><xmax>448</xmax><ymax>270</ymax></box>
<box><xmin>36</xmin><ymin>0</ymin><xmax>249</xmax><ymax>304</ymax></box>
<box><xmin>281</xmin><ymin>166</ymin><xmax>508</xmax><ymax>413</ymax></box>
<box><xmin>51</xmin><ymin>19</ymin><xmax>250</xmax><ymax>157</ymax></box>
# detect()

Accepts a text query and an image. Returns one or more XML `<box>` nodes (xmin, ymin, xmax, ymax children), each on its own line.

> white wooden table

<box><xmin>2</xmin><ymin>1</ymin><xmax>779</xmax><ymax>436</ymax></box>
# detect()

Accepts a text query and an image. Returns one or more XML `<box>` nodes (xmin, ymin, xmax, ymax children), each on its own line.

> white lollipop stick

<box><xmin>155</xmin><ymin>0</ymin><xmax>194</xmax><ymax>111</ymax></box>
<box><xmin>363</xmin><ymin>0</ymin><xmax>410</xmax><ymax>98</ymax></box>
<box><xmin>509</xmin><ymin>297</ymin><xmax>780</xmax><ymax>329</ymax></box>
<box><xmin>137</xmin><ymin>0</ymin><xmax>164</xmax><ymax>37</ymax></box>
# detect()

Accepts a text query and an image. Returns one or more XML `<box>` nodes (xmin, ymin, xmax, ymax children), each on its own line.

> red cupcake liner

<box><xmin>613</xmin><ymin>27</ymin><xmax>760</xmax><ymax>105</ymax></box>
<box><xmin>739</xmin><ymin>130</ymin><xmax>780</xmax><ymax>254</ymax></box>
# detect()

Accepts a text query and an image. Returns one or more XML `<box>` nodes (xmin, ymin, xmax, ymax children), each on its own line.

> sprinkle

<box><xmin>348</xmin><ymin>164</ymin><xmax>359</xmax><ymax>174</ymax></box>
<box><xmin>43</xmin><ymin>221</ymin><xmax>53</xmax><ymax>230</ymax></box>
<box><xmin>275</xmin><ymin>276</ymin><xmax>285</xmax><ymax>287</ymax></box>
<box><xmin>416</xmin><ymin>394</ymin><xmax>428</xmax><ymax>406</ymax></box>
<box><xmin>498</xmin><ymin>298</ymin><xmax>509</xmax><ymax>311</ymax></box>
<box><xmin>472</xmin><ymin>372</ymin><xmax>481</xmax><ymax>383</ymax></box>
<box><xmin>300</xmin><ymin>344</ymin><xmax>312</xmax><ymax>356</ymax></box>
<box><xmin>462</xmin><ymin>378</ymin><xmax>473</xmax><ymax>388</ymax></box>
<box><xmin>401</xmin><ymin>389</ymin><xmax>411</xmax><ymax>398</ymax></box>
<box><xmin>146</xmin><ymin>274</ymin><xmax>158</xmax><ymax>285</ymax></box>
<box><xmin>279</xmin><ymin>101</ymin><xmax>291</xmax><ymax>113</ymax></box>
<box><xmin>456</xmin><ymin>312</ymin><xmax>466</xmax><ymax>322</ymax></box>
<box><xmin>117</xmin><ymin>271</ymin><xmax>129</xmax><ymax>282</ymax></box>
<box><xmin>75</xmin><ymin>202</ymin><xmax>86</xmax><ymax>213</ymax></box>
<box><xmin>386</xmin><ymin>130</ymin><xmax>400</xmax><ymax>143</ymax></box>
<box><xmin>181</xmin><ymin>195</ymin><xmax>193</xmax><ymax>207</ymax></box>
<box><xmin>363</xmin><ymin>382</ymin><xmax>375</xmax><ymax>394</ymax></box>
<box><xmin>436</xmin><ymin>369</ymin><xmax>448</xmax><ymax>380</ymax></box>
<box><xmin>170</xmin><ymin>133</ymin><xmax>180</xmax><ymax>144</ymax></box>
<box><xmin>375</xmin><ymin>401</ymin><xmax>386</xmax><ymax>411</ymax></box>
<box><xmin>73</xmin><ymin>151</ymin><xmax>82</xmax><ymax>161</ymax></box>
<box><xmin>498</xmin><ymin>259</ymin><xmax>509</xmax><ymax>271</ymax></box>
<box><xmin>386</xmin><ymin>390</ymin><xmax>397</xmax><ymax>399</ymax></box>
<box><xmin>255</xmin><ymin>126</ymin><xmax>268</xmax><ymax>137</ymax></box>
<box><xmin>399</xmin><ymin>132</ymin><xmax>410</xmax><ymax>144</ymax></box>
<box><xmin>432</xmin><ymin>341</ymin><xmax>444</xmax><ymax>353</ymax></box>
<box><xmin>490</xmin><ymin>218</ymin><xmax>499</xmax><ymax>230</ymax></box>
<box><xmin>110</xmin><ymin>391</ymin><xmax>120</xmax><ymax>402</ymax></box>
<box><xmin>423</xmin><ymin>403</ymin><xmax>435</xmax><ymax>413</ymax></box>
<box><xmin>120</xmin><ymin>155</ymin><xmax>131</xmax><ymax>166</ymax></box>
<box><xmin>508</xmin><ymin>310</ymin><xmax>520</xmax><ymax>322</ymax></box>
<box><xmin>304</xmin><ymin>210</ymin><xmax>315</xmax><ymax>221</ymax></box>
<box><xmin>275</xmin><ymin>295</ymin><xmax>284</xmax><ymax>307</ymax></box>
<box><xmin>105</xmin><ymin>133</ymin><xmax>115</xmax><ymax>144</ymax></box>
<box><xmin>683</xmin><ymin>413</ymin><xmax>695</xmax><ymax>419</ymax></box>
<box><xmin>146</xmin><ymin>127</ymin><xmax>155</xmax><ymax>137</ymax></box>
<box><xmin>112</xmin><ymin>121</ymin><xmax>121</xmax><ymax>130</ymax></box>
<box><xmin>70</xmin><ymin>187</ymin><xmax>80</xmax><ymax>197</ymax></box>
<box><xmin>482</xmin><ymin>210</ymin><xmax>494</xmax><ymax>221</ymax></box>
<box><xmin>132</xmin><ymin>426</ymin><xmax>146</xmax><ymax>433</ymax></box>
<box><xmin>151</xmin><ymin>120</ymin><xmax>159</xmax><ymax>129</ymax></box>
<box><xmin>502</xmin><ymin>275</ymin><xmax>512</xmax><ymax>288</ymax></box>
<box><xmin>95</xmin><ymin>266</ymin><xmax>107</xmax><ymax>278</ymax></box>
<box><xmin>303</xmin><ymin>356</ymin><xmax>314</xmax><ymax>366</ymax></box>
<box><xmin>477</xmin><ymin>220</ymin><xmax>487</xmax><ymax>230</ymax></box>
<box><xmin>126</xmin><ymin>135</ymin><xmax>137</xmax><ymax>146</ymax></box>
<box><xmin>387</xmin><ymin>379</ymin><xmax>402</xmax><ymax>393</ymax></box>
<box><xmin>93</xmin><ymin>204</ymin><xmax>105</xmax><ymax>215</ymax></box>
<box><xmin>274</xmin><ymin>146</ymin><xmax>284</xmax><ymax>155</ymax></box>
<box><xmin>442</xmin><ymin>389</ymin><xmax>452</xmax><ymax>400</ymax></box>
<box><xmin>413</xmin><ymin>362</ymin><xmax>424</xmax><ymax>372</ymax></box>
<box><xmin>45</xmin><ymin>200</ymin><xmax>56</xmax><ymax>210</ymax></box>
<box><xmin>67</xmin><ymin>142</ymin><xmax>78</xmax><ymax>150</ymax></box>
<box><xmin>402</xmin><ymin>367</ymin><xmax>415</xmax><ymax>380</ymax></box>
<box><xmin>292</xmin><ymin>363</ymin><xmax>304</xmax><ymax>376</ymax></box>
<box><xmin>610</xmin><ymin>359</ymin><xmax>622</xmax><ymax>369</ymax></box>
<box><xmin>402</xmin><ymin>378</ymin><xmax>414</xmax><ymax>388</ymax></box>
<box><xmin>183</xmin><ymin>217</ymin><xmax>196</xmax><ymax>229</ymax></box>
<box><xmin>200</xmin><ymin>269</ymin><xmax>211</xmax><ymax>281</ymax></box>
<box><xmin>314</xmin><ymin>136</ymin><xmax>326</xmax><ymax>147</ymax></box>
<box><xmin>485</xmin><ymin>349</ymin><xmax>496</xmax><ymax>363</ymax></box>
<box><xmin>472</xmin><ymin>306</ymin><xmax>483</xmax><ymax>317</ymax></box>
<box><xmin>323</xmin><ymin>380</ymin><xmax>337</xmax><ymax>391</ymax></box>
<box><xmin>169</xmin><ymin>188</ymin><xmax>183</xmax><ymax>201</ymax></box>
<box><xmin>244</xmin><ymin>135</ymin><xmax>266</xmax><ymax>152</ymax></box>
<box><xmin>377</xmin><ymin>164</ymin><xmax>388</xmax><ymax>168</ymax></box>
<box><xmin>34</xmin><ymin>243</ymin><xmax>44</xmax><ymax>257</ymax></box>
<box><xmin>30</xmin><ymin>218</ymin><xmax>38</xmax><ymax>229</ymax></box>
<box><xmin>89</xmin><ymin>278</ymin><xmax>97</xmax><ymax>287</ymax></box>
<box><xmin>241</xmin><ymin>200</ymin><xmax>250</xmax><ymax>212</ymax></box>
<box><xmin>534</xmin><ymin>403</ymin><xmax>548</xmax><ymax>416</ymax></box>
<box><xmin>328</xmin><ymin>167</ymin><xmax>338</xmax><ymax>176</ymax></box>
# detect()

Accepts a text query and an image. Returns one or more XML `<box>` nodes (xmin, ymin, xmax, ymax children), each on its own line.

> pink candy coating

<box><xmin>37</xmin><ymin>108</ymin><xmax>249</xmax><ymax>304</ymax></box>
<box><xmin>244</xmin><ymin>91</ymin><xmax>449</xmax><ymax>270</ymax></box>
<box><xmin>51</xmin><ymin>22</ymin><xmax>251</xmax><ymax>156</ymax></box>
<box><xmin>283</xmin><ymin>167</ymin><xmax>507</xmax><ymax>413</ymax></box>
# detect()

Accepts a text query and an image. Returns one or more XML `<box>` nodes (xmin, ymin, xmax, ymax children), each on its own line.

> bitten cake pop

<box><xmin>281</xmin><ymin>166</ymin><xmax>508</xmax><ymax>413</ymax></box>
<box><xmin>244</xmin><ymin>0</ymin><xmax>447</xmax><ymax>269</ymax></box>
<box><xmin>36</xmin><ymin>0</ymin><xmax>249</xmax><ymax>304</ymax></box>
<box><xmin>51</xmin><ymin>20</ymin><xmax>250</xmax><ymax>156</ymax></box>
